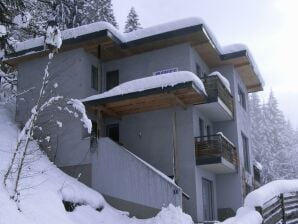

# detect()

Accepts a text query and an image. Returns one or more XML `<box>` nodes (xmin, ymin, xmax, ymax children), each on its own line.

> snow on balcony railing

<box><xmin>202</xmin><ymin>74</ymin><xmax>234</xmax><ymax>114</ymax></box>
<box><xmin>195</xmin><ymin>134</ymin><xmax>237</xmax><ymax>167</ymax></box>
<box><xmin>221</xmin><ymin>180</ymin><xmax>298</xmax><ymax>224</ymax></box>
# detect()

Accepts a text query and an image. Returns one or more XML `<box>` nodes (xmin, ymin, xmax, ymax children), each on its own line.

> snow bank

<box><xmin>221</xmin><ymin>207</ymin><xmax>262</xmax><ymax>224</ymax></box>
<box><xmin>82</xmin><ymin>71</ymin><xmax>206</xmax><ymax>103</ymax></box>
<box><xmin>0</xmin><ymin>104</ymin><xmax>193</xmax><ymax>224</ymax></box>
<box><xmin>245</xmin><ymin>180</ymin><xmax>298</xmax><ymax>207</ymax></box>
<box><xmin>209</xmin><ymin>71</ymin><xmax>231</xmax><ymax>94</ymax></box>
<box><xmin>220</xmin><ymin>180</ymin><xmax>298</xmax><ymax>224</ymax></box>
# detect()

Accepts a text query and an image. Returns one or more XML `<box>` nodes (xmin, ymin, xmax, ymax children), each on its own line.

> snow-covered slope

<box><xmin>0</xmin><ymin>103</ymin><xmax>193</xmax><ymax>224</ymax></box>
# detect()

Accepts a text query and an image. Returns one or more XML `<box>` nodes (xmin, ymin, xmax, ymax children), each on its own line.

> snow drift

<box><xmin>0</xmin><ymin>103</ymin><xmax>193</xmax><ymax>224</ymax></box>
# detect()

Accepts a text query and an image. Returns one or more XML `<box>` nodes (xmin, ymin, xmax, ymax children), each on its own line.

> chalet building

<box><xmin>4</xmin><ymin>18</ymin><xmax>264</xmax><ymax>222</ymax></box>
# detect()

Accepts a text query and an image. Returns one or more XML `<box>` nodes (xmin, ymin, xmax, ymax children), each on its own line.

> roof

<box><xmin>82</xmin><ymin>71</ymin><xmax>207</xmax><ymax>117</ymax></box>
<box><xmin>4</xmin><ymin>17</ymin><xmax>264</xmax><ymax>93</ymax></box>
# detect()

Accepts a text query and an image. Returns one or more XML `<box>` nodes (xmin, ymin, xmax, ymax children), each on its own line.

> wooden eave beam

<box><xmin>171</xmin><ymin>93</ymin><xmax>187</xmax><ymax>110</ymax></box>
<box><xmin>235</xmin><ymin>62</ymin><xmax>250</xmax><ymax>68</ymax></box>
<box><xmin>97</xmin><ymin>105</ymin><xmax>122</xmax><ymax>119</ymax></box>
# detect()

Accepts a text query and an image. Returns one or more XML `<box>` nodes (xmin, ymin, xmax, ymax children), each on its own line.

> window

<box><xmin>196</xmin><ymin>64</ymin><xmax>202</xmax><ymax>78</ymax></box>
<box><xmin>106</xmin><ymin>70</ymin><xmax>119</xmax><ymax>90</ymax></box>
<box><xmin>238</xmin><ymin>87</ymin><xmax>246</xmax><ymax>110</ymax></box>
<box><xmin>206</xmin><ymin>125</ymin><xmax>211</xmax><ymax>139</ymax></box>
<box><xmin>91</xmin><ymin>120</ymin><xmax>98</xmax><ymax>138</ymax></box>
<box><xmin>199</xmin><ymin>118</ymin><xmax>204</xmax><ymax>137</ymax></box>
<box><xmin>202</xmin><ymin>178</ymin><xmax>214</xmax><ymax>220</ymax></box>
<box><xmin>242</xmin><ymin>133</ymin><xmax>250</xmax><ymax>173</ymax></box>
<box><xmin>91</xmin><ymin>65</ymin><xmax>99</xmax><ymax>90</ymax></box>
<box><xmin>106</xmin><ymin>124</ymin><xmax>119</xmax><ymax>142</ymax></box>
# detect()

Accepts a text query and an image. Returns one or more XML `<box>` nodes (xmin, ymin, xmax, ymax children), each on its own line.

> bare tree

<box><xmin>3</xmin><ymin>24</ymin><xmax>92</xmax><ymax>210</ymax></box>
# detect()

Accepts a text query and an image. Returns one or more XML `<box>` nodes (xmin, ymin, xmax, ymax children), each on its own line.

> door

<box><xmin>206</xmin><ymin>125</ymin><xmax>211</xmax><ymax>140</ymax></box>
<box><xmin>199</xmin><ymin>118</ymin><xmax>204</xmax><ymax>137</ymax></box>
<box><xmin>106</xmin><ymin>124</ymin><xmax>119</xmax><ymax>142</ymax></box>
<box><xmin>202</xmin><ymin>178</ymin><xmax>214</xmax><ymax>221</ymax></box>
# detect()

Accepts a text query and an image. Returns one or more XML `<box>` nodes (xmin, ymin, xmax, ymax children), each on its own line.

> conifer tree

<box><xmin>249</xmin><ymin>91</ymin><xmax>298</xmax><ymax>184</ymax></box>
<box><xmin>124</xmin><ymin>7</ymin><xmax>141</xmax><ymax>33</ymax></box>
<box><xmin>83</xmin><ymin>0</ymin><xmax>118</xmax><ymax>28</ymax></box>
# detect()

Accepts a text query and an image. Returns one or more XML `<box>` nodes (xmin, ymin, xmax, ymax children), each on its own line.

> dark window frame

<box><xmin>202</xmin><ymin>178</ymin><xmax>214</xmax><ymax>220</ymax></box>
<box><xmin>106</xmin><ymin>123</ymin><xmax>119</xmax><ymax>143</ymax></box>
<box><xmin>196</xmin><ymin>63</ymin><xmax>202</xmax><ymax>78</ymax></box>
<box><xmin>106</xmin><ymin>70</ymin><xmax>119</xmax><ymax>91</ymax></box>
<box><xmin>91</xmin><ymin>65</ymin><xmax>99</xmax><ymax>91</ymax></box>
<box><xmin>242</xmin><ymin>132</ymin><xmax>251</xmax><ymax>173</ymax></box>
<box><xmin>238</xmin><ymin>86</ymin><xmax>246</xmax><ymax>110</ymax></box>
<box><xmin>199</xmin><ymin>118</ymin><xmax>204</xmax><ymax>137</ymax></box>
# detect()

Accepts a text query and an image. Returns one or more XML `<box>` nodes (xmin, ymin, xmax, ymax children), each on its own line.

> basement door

<box><xmin>202</xmin><ymin>178</ymin><xmax>214</xmax><ymax>221</ymax></box>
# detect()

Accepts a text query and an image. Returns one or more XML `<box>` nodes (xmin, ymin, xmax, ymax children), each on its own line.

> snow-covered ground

<box><xmin>222</xmin><ymin>180</ymin><xmax>298</xmax><ymax>224</ymax></box>
<box><xmin>0</xmin><ymin>103</ymin><xmax>193</xmax><ymax>224</ymax></box>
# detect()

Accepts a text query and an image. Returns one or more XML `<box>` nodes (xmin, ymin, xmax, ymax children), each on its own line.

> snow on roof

<box><xmin>11</xmin><ymin>17</ymin><xmax>264</xmax><ymax>88</ymax></box>
<box><xmin>14</xmin><ymin>18</ymin><xmax>204</xmax><ymax>53</ymax></box>
<box><xmin>81</xmin><ymin>71</ymin><xmax>207</xmax><ymax>103</ymax></box>
<box><xmin>209</xmin><ymin>71</ymin><xmax>231</xmax><ymax>94</ymax></box>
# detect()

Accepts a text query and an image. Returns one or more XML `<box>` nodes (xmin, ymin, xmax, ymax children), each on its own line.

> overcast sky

<box><xmin>113</xmin><ymin>0</ymin><xmax>298</xmax><ymax>127</ymax></box>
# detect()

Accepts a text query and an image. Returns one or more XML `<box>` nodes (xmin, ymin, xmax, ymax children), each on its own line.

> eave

<box><xmin>4</xmin><ymin>22</ymin><xmax>263</xmax><ymax>93</ymax></box>
<box><xmin>83</xmin><ymin>82</ymin><xmax>206</xmax><ymax>117</ymax></box>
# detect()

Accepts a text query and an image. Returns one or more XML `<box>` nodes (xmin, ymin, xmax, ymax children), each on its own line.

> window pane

<box><xmin>106</xmin><ymin>70</ymin><xmax>119</xmax><ymax>90</ymax></box>
<box><xmin>91</xmin><ymin>66</ymin><xmax>98</xmax><ymax>90</ymax></box>
<box><xmin>238</xmin><ymin>87</ymin><xmax>246</xmax><ymax>110</ymax></box>
<box><xmin>242</xmin><ymin>133</ymin><xmax>250</xmax><ymax>173</ymax></box>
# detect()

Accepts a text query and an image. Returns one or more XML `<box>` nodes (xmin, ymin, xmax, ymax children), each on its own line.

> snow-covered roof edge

<box><xmin>81</xmin><ymin>71</ymin><xmax>207</xmax><ymax>103</ymax></box>
<box><xmin>7</xmin><ymin>17</ymin><xmax>264</xmax><ymax>90</ymax></box>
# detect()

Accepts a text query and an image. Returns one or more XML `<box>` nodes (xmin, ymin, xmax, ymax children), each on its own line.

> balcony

<box><xmin>195</xmin><ymin>134</ymin><xmax>238</xmax><ymax>173</ymax></box>
<box><xmin>196</xmin><ymin>75</ymin><xmax>234</xmax><ymax>121</ymax></box>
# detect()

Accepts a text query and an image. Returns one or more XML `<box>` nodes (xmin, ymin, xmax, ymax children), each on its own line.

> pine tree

<box><xmin>42</xmin><ymin>0</ymin><xmax>85</xmax><ymax>30</ymax></box>
<box><xmin>124</xmin><ymin>7</ymin><xmax>141</xmax><ymax>33</ymax></box>
<box><xmin>83</xmin><ymin>0</ymin><xmax>118</xmax><ymax>28</ymax></box>
<box><xmin>249</xmin><ymin>91</ymin><xmax>298</xmax><ymax>184</ymax></box>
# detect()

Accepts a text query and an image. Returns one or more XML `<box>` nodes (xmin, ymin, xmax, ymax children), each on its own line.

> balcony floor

<box><xmin>195</xmin><ymin>97</ymin><xmax>233</xmax><ymax>122</ymax></box>
<box><xmin>197</xmin><ymin>156</ymin><xmax>236</xmax><ymax>174</ymax></box>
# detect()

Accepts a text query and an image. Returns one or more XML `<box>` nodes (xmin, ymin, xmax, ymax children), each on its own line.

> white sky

<box><xmin>113</xmin><ymin>0</ymin><xmax>298</xmax><ymax>127</ymax></box>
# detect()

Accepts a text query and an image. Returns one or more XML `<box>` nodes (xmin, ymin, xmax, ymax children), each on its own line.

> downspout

<box><xmin>172</xmin><ymin>109</ymin><xmax>178</xmax><ymax>183</ymax></box>
<box><xmin>97</xmin><ymin>44</ymin><xmax>103</xmax><ymax>152</ymax></box>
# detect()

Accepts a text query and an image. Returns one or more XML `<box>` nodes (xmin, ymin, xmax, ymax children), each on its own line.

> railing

<box><xmin>255</xmin><ymin>192</ymin><xmax>298</xmax><ymax>224</ymax></box>
<box><xmin>195</xmin><ymin>134</ymin><xmax>238</xmax><ymax>167</ymax></box>
<box><xmin>202</xmin><ymin>76</ymin><xmax>234</xmax><ymax>114</ymax></box>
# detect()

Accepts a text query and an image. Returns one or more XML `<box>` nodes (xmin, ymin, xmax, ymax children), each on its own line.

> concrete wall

<box><xmin>15</xmin><ymin>41</ymin><xmax>254</xmax><ymax>222</ymax></box>
<box><xmin>16</xmin><ymin>48</ymin><xmax>101</xmax><ymax>165</ymax></box>
<box><xmin>92</xmin><ymin>138</ymin><xmax>182</xmax><ymax>218</ymax></box>
<box><xmin>102</xmin><ymin>43</ymin><xmax>193</xmax><ymax>91</ymax></box>
<box><xmin>209</xmin><ymin>64</ymin><xmax>253</xmax><ymax>214</ymax></box>
<box><xmin>112</xmin><ymin>106</ymin><xmax>200</xmax><ymax>221</ymax></box>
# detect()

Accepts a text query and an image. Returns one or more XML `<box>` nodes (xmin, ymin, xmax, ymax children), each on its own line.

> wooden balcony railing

<box><xmin>202</xmin><ymin>76</ymin><xmax>234</xmax><ymax>114</ymax></box>
<box><xmin>195</xmin><ymin>134</ymin><xmax>238</xmax><ymax>167</ymax></box>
